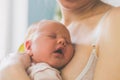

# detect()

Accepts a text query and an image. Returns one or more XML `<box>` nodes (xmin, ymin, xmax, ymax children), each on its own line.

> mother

<box><xmin>1</xmin><ymin>0</ymin><xmax>120</xmax><ymax>80</ymax></box>
<box><xmin>57</xmin><ymin>0</ymin><xmax>120</xmax><ymax>80</ymax></box>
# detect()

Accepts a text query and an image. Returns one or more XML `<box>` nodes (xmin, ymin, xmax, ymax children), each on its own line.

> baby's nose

<box><xmin>57</xmin><ymin>38</ymin><xmax>66</xmax><ymax>47</ymax></box>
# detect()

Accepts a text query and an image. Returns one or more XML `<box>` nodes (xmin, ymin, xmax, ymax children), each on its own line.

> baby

<box><xmin>24</xmin><ymin>20</ymin><xmax>74</xmax><ymax>80</ymax></box>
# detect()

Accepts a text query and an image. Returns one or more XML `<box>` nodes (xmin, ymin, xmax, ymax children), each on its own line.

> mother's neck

<box><xmin>60</xmin><ymin>1</ymin><xmax>111</xmax><ymax>26</ymax></box>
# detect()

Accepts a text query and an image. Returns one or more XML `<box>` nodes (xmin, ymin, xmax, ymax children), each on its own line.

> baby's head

<box><xmin>24</xmin><ymin>20</ymin><xmax>74</xmax><ymax>69</ymax></box>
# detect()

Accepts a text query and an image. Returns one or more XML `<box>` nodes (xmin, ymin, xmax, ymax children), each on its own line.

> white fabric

<box><xmin>102</xmin><ymin>0</ymin><xmax>120</xmax><ymax>7</ymax></box>
<box><xmin>27</xmin><ymin>63</ymin><xmax>62</xmax><ymax>80</ymax></box>
<box><xmin>75</xmin><ymin>45</ymin><xmax>97</xmax><ymax>80</ymax></box>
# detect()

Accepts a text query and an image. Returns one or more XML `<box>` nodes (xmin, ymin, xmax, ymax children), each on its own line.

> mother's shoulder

<box><xmin>104</xmin><ymin>7</ymin><xmax>120</xmax><ymax>27</ymax></box>
<box><xmin>98</xmin><ymin>7</ymin><xmax>120</xmax><ymax>58</ymax></box>
<box><xmin>100</xmin><ymin>7</ymin><xmax>120</xmax><ymax>26</ymax></box>
<box><xmin>109</xmin><ymin>7</ymin><xmax>120</xmax><ymax>16</ymax></box>
<box><xmin>98</xmin><ymin>7</ymin><xmax>120</xmax><ymax>48</ymax></box>
<box><xmin>108</xmin><ymin>7</ymin><xmax>120</xmax><ymax>24</ymax></box>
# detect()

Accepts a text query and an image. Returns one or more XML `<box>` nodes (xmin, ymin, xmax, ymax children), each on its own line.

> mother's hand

<box><xmin>0</xmin><ymin>52</ymin><xmax>31</xmax><ymax>80</ymax></box>
<box><xmin>0</xmin><ymin>52</ymin><xmax>31</xmax><ymax>69</ymax></box>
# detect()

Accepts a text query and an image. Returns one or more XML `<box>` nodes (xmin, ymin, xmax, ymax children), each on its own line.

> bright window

<box><xmin>0</xmin><ymin>0</ymin><xmax>28</xmax><ymax>60</ymax></box>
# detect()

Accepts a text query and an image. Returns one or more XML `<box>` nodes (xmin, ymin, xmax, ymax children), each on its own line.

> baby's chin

<box><xmin>50</xmin><ymin>63</ymin><xmax>66</xmax><ymax>70</ymax></box>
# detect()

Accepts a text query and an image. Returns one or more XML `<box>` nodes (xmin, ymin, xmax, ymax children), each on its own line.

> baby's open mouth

<box><xmin>54</xmin><ymin>48</ymin><xmax>63</xmax><ymax>54</ymax></box>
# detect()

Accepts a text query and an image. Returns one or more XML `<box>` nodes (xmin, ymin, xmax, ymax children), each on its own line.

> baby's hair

<box><xmin>24</xmin><ymin>20</ymin><xmax>47</xmax><ymax>41</ymax></box>
<box><xmin>24</xmin><ymin>20</ymin><xmax>64</xmax><ymax>41</ymax></box>
<box><xmin>24</xmin><ymin>22</ymin><xmax>39</xmax><ymax>41</ymax></box>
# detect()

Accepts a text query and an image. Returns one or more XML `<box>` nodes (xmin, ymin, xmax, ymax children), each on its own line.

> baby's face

<box><xmin>29</xmin><ymin>21</ymin><xmax>74</xmax><ymax>69</ymax></box>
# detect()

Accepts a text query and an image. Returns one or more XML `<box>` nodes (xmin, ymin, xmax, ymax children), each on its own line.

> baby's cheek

<box><xmin>69</xmin><ymin>46</ymin><xmax>74</xmax><ymax>58</ymax></box>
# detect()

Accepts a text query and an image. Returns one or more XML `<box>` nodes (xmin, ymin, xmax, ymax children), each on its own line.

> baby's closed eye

<box><xmin>47</xmin><ymin>34</ymin><xmax>57</xmax><ymax>39</ymax></box>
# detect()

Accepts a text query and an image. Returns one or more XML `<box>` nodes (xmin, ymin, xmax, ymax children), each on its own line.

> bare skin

<box><xmin>57</xmin><ymin>0</ymin><xmax>120</xmax><ymax>80</ymax></box>
<box><xmin>0</xmin><ymin>0</ymin><xmax>120</xmax><ymax>80</ymax></box>
<box><xmin>0</xmin><ymin>53</ymin><xmax>31</xmax><ymax>80</ymax></box>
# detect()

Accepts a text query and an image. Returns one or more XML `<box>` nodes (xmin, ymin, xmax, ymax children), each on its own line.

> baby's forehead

<box><xmin>29</xmin><ymin>20</ymin><xmax>70</xmax><ymax>38</ymax></box>
<box><xmin>25</xmin><ymin>21</ymin><xmax>71</xmax><ymax>43</ymax></box>
<box><xmin>39</xmin><ymin>26</ymin><xmax>70</xmax><ymax>40</ymax></box>
<box><xmin>37</xmin><ymin>21</ymin><xmax>68</xmax><ymax>33</ymax></box>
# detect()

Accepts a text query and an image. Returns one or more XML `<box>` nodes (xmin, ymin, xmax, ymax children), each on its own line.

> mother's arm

<box><xmin>0</xmin><ymin>53</ymin><xmax>31</xmax><ymax>80</ymax></box>
<box><xmin>94</xmin><ymin>7</ymin><xmax>120</xmax><ymax>80</ymax></box>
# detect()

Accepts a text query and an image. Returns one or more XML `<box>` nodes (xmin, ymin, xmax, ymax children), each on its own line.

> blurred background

<box><xmin>0</xmin><ymin>0</ymin><xmax>120</xmax><ymax>60</ymax></box>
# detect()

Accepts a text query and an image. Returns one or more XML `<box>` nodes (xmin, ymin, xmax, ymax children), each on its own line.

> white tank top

<box><xmin>67</xmin><ymin>10</ymin><xmax>111</xmax><ymax>80</ymax></box>
<box><xmin>75</xmin><ymin>44</ymin><xmax>97</xmax><ymax>80</ymax></box>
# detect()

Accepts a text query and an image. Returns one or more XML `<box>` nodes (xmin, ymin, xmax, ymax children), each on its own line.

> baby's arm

<box><xmin>0</xmin><ymin>53</ymin><xmax>31</xmax><ymax>80</ymax></box>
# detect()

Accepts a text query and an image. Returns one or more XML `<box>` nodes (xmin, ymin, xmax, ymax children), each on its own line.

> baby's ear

<box><xmin>24</xmin><ymin>40</ymin><xmax>33</xmax><ymax>56</ymax></box>
<box><xmin>24</xmin><ymin>40</ymin><xmax>32</xmax><ymax>50</ymax></box>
